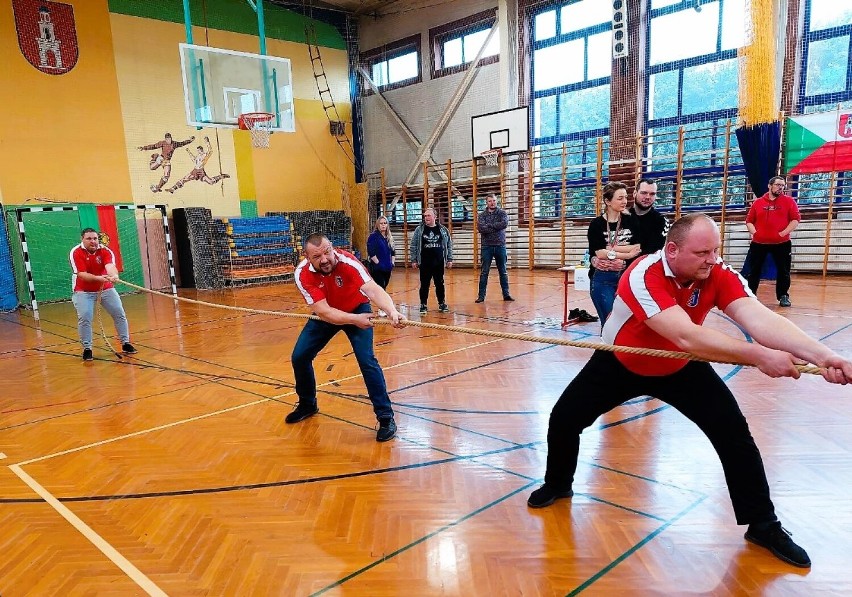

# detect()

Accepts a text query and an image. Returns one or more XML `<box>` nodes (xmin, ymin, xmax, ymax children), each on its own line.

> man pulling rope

<box><xmin>116</xmin><ymin>215</ymin><xmax>851</xmax><ymax>568</ymax></box>
<box><xmin>528</xmin><ymin>214</ymin><xmax>852</xmax><ymax>569</ymax></box>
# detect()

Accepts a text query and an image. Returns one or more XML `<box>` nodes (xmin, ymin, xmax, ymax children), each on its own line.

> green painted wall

<box><xmin>108</xmin><ymin>0</ymin><xmax>346</xmax><ymax>49</ymax></box>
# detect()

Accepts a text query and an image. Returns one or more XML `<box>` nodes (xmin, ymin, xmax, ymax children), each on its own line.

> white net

<box><xmin>481</xmin><ymin>149</ymin><xmax>501</xmax><ymax>168</ymax></box>
<box><xmin>241</xmin><ymin>113</ymin><xmax>274</xmax><ymax>149</ymax></box>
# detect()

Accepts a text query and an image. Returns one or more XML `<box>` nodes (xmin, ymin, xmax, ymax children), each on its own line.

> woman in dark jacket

<box><xmin>367</xmin><ymin>216</ymin><xmax>395</xmax><ymax>290</ymax></box>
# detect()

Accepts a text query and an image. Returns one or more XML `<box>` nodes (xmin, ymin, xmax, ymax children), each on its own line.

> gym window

<box><xmin>645</xmin><ymin>0</ymin><xmax>745</xmax><ymax>170</ymax></box>
<box><xmin>361</xmin><ymin>35</ymin><xmax>421</xmax><ymax>93</ymax></box>
<box><xmin>798</xmin><ymin>0</ymin><xmax>852</xmax><ymax>113</ymax></box>
<box><xmin>430</xmin><ymin>10</ymin><xmax>499</xmax><ymax>79</ymax></box>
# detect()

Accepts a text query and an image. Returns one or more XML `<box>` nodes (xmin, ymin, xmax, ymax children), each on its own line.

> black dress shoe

<box><xmin>745</xmin><ymin>522</ymin><xmax>811</xmax><ymax>568</ymax></box>
<box><xmin>527</xmin><ymin>484</ymin><xmax>574</xmax><ymax>508</ymax></box>
<box><xmin>503</xmin><ymin>295</ymin><xmax>515</xmax><ymax>301</ymax></box>
<box><xmin>82</xmin><ymin>348</ymin><xmax>94</xmax><ymax>361</ymax></box>
<box><xmin>475</xmin><ymin>297</ymin><xmax>485</xmax><ymax>303</ymax></box>
<box><xmin>285</xmin><ymin>403</ymin><xmax>319</xmax><ymax>424</ymax></box>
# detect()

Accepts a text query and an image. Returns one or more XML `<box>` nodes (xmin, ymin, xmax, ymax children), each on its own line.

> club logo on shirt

<box><xmin>96</xmin><ymin>256</ymin><xmax>103</xmax><ymax>265</ymax></box>
<box><xmin>687</xmin><ymin>288</ymin><xmax>700</xmax><ymax>307</ymax></box>
<box><xmin>335</xmin><ymin>275</ymin><xmax>343</xmax><ymax>288</ymax></box>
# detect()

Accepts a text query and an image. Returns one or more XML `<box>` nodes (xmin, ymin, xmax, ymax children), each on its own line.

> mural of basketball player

<box><xmin>166</xmin><ymin>137</ymin><xmax>230</xmax><ymax>193</ymax></box>
<box><xmin>137</xmin><ymin>132</ymin><xmax>195</xmax><ymax>193</ymax></box>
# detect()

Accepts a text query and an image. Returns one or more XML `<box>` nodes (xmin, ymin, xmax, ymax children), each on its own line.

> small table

<box><xmin>558</xmin><ymin>266</ymin><xmax>577</xmax><ymax>329</ymax></box>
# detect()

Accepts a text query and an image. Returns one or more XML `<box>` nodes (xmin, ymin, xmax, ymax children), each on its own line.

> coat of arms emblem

<box><xmin>13</xmin><ymin>0</ymin><xmax>79</xmax><ymax>75</ymax></box>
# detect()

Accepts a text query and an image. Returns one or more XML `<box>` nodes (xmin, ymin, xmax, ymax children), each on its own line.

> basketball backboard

<box><xmin>471</xmin><ymin>106</ymin><xmax>530</xmax><ymax>157</ymax></box>
<box><xmin>179</xmin><ymin>43</ymin><xmax>295</xmax><ymax>132</ymax></box>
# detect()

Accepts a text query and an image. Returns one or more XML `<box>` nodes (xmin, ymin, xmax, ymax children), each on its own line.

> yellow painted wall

<box><xmin>0</xmin><ymin>0</ymin><xmax>132</xmax><ymax>204</ymax></box>
<box><xmin>110</xmin><ymin>15</ymin><xmax>240</xmax><ymax>216</ymax></box>
<box><xmin>0</xmin><ymin>2</ymin><xmax>354</xmax><ymax>215</ymax></box>
<box><xmin>109</xmin><ymin>14</ymin><xmax>354</xmax><ymax>217</ymax></box>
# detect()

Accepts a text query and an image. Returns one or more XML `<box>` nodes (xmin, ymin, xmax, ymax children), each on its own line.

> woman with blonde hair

<box><xmin>367</xmin><ymin>215</ymin><xmax>395</xmax><ymax>290</ymax></box>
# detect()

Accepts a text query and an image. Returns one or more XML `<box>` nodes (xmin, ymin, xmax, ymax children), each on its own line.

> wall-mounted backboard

<box><xmin>471</xmin><ymin>106</ymin><xmax>530</xmax><ymax>157</ymax></box>
<box><xmin>179</xmin><ymin>43</ymin><xmax>295</xmax><ymax>132</ymax></box>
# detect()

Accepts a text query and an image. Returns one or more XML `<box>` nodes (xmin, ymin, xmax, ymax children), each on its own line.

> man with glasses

<box><xmin>745</xmin><ymin>176</ymin><xmax>800</xmax><ymax>307</ymax></box>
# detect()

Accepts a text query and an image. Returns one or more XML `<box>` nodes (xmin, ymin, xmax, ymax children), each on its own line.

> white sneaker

<box><xmin>377</xmin><ymin>309</ymin><xmax>387</xmax><ymax>317</ymax></box>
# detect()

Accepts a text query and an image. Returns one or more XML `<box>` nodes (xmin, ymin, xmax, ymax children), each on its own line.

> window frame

<box><xmin>360</xmin><ymin>34</ymin><xmax>422</xmax><ymax>94</ymax></box>
<box><xmin>797</xmin><ymin>0</ymin><xmax>852</xmax><ymax>112</ymax></box>
<box><xmin>429</xmin><ymin>9</ymin><xmax>499</xmax><ymax>79</ymax></box>
<box><xmin>643</xmin><ymin>0</ymin><xmax>742</xmax><ymax>174</ymax></box>
<box><xmin>529</xmin><ymin>3</ymin><xmax>612</xmax><ymax>148</ymax></box>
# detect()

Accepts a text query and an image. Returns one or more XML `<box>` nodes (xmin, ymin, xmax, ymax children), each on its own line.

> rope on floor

<box><xmin>115</xmin><ymin>279</ymin><xmax>823</xmax><ymax>376</ymax></box>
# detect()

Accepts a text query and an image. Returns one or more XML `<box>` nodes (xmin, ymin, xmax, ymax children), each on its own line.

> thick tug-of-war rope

<box><xmin>115</xmin><ymin>279</ymin><xmax>824</xmax><ymax>376</ymax></box>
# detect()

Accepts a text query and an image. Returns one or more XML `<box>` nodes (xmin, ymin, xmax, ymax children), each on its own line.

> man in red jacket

<box><xmin>745</xmin><ymin>176</ymin><xmax>800</xmax><ymax>307</ymax></box>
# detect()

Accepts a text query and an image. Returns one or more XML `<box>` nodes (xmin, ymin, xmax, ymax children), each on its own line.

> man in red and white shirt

<box><xmin>528</xmin><ymin>214</ymin><xmax>852</xmax><ymax>569</ymax></box>
<box><xmin>289</xmin><ymin>234</ymin><xmax>405</xmax><ymax>442</ymax></box>
<box><xmin>745</xmin><ymin>176</ymin><xmax>801</xmax><ymax>307</ymax></box>
<box><xmin>70</xmin><ymin>228</ymin><xmax>137</xmax><ymax>361</ymax></box>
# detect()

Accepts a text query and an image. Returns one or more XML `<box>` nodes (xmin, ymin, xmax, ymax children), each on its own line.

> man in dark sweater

<box><xmin>476</xmin><ymin>194</ymin><xmax>513</xmax><ymax>303</ymax></box>
<box><xmin>629</xmin><ymin>178</ymin><xmax>670</xmax><ymax>255</ymax></box>
<box><xmin>409</xmin><ymin>208</ymin><xmax>453</xmax><ymax>313</ymax></box>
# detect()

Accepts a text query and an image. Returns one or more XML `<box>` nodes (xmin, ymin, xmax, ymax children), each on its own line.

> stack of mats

<box><xmin>186</xmin><ymin>207</ymin><xmax>224</xmax><ymax>290</ymax></box>
<box><xmin>269</xmin><ymin>210</ymin><xmax>352</xmax><ymax>254</ymax></box>
<box><xmin>214</xmin><ymin>216</ymin><xmax>297</xmax><ymax>285</ymax></box>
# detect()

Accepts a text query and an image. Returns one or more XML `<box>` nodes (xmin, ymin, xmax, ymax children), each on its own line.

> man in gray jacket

<box><xmin>409</xmin><ymin>208</ymin><xmax>453</xmax><ymax>314</ymax></box>
<box><xmin>476</xmin><ymin>194</ymin><xmax>513</xmax><ymax>302</ymax></box>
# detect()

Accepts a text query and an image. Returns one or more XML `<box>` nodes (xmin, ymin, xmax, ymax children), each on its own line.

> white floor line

<box><xmin>6</xmin><ymin>333</ymin><xmax>515</xmax><ymax>593</ymax></box>
<box><xmin>0</xmin><ymin>452</ymin><xmax>6</xmax><ymax>459</ymax></box>
<box><xmin>9</xmin><ymin>464</ymin><xmax>168</xmax><ymax>597</ymax></box>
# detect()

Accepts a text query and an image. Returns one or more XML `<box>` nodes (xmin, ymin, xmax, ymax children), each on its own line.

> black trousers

<box><xmin>419</xmin><ymin>262</ymin><xmax>445</xmax><ymax>305</ymax></box>
<box><xmin>544</xmin><ymin>351</ymin><xmax>777</xmax><ymax>525</ymax></box>
<box><xmin>371</xmin><ymin>268</ymin><xmax>391</xmax><ymax>290</ymax></box>
<box><xmin>746</xmin><ymin>241</ymin><xmax>792</xmax><ymax>300</ymax></box>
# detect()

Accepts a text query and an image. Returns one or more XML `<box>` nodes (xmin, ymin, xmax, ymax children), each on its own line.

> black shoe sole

<box><xmin>744</xmin><ymin>532</ymin><xmax>811</xmax><ymax>568</ymax></box>
<box><xmin>527</xmin><ymin>490</ymin><xmax>574</xmax><ymax>508</ymax></box>
<box><xmin>285</xmin><ymin>408</ymin><xmax>319</xmax><ymax>424</ymax></box>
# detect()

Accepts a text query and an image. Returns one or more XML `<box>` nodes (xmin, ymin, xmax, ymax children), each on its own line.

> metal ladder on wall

<box><xmin>305</xmin><ymin>24</ymin><xmax>358</xmax><ymax>167</ymax></box>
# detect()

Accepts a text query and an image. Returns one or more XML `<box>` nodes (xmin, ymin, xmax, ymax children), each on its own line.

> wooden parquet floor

<box><xmin>2</xmin><ymin>268</ymin><xmax>852</xmax><ymax>596</ymax></box>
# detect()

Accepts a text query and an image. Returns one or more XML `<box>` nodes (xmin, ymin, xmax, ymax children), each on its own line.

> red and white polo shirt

<box><xmin>69</xmin><ymin>244</ymin><xmax>116</xmax><ymax>292</ymax></box>
<box><xmin>602</xmin><ymin>252</ymin><xmax>753</xmax><ymax>376</ymax></box>
<box><xmin>294</xmin><ymin>249</ymin><xmax>372</xmax><ymax>313</ymax></box>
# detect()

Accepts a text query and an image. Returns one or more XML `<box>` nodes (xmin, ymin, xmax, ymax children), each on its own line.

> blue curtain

<box><xmin>735</xmin><ymin>122</ymin><xmax>782</xmax><ymax>197</ymax></box>
<box><xmin>0</xmin><ymin>210</ymin><xmax>18</xmax><ymax>311</ymax></box>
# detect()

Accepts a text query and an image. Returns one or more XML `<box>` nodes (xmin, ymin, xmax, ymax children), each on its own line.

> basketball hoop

<box><xmin>480</xmin><ymin>148</ymin><xmax>502</xmax><ymax>168</ymax></box>
<box><xmin>238</xmin><ymin>112</ymin><xmax>275</xmax><ymax>149</ymax></box>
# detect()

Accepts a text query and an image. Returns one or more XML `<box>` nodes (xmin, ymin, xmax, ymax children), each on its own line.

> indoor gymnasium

<box><xmin>1</xmin><ymin>0</ymin><xmax>852</xmax><ymax>594</ymax></box>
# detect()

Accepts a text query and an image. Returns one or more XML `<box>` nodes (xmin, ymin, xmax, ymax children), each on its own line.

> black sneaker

<box><xmin>779</xmin><ymin>294</ymin><xmax>792</xmax><ymax>307</ymax></box>
<box><xmin>376</xmin><ymin>417</ymin><xmax>397</xmax><ymax>442</ymax></box>
<box><xmin>527</xmin><ymin>484</ymin><xmax>574</xmax><ymax>508</ymax></box>
<box><xmin>503</xmin><ymin>295</ymin><xmax>515</xmax><ymax>301</ymax></box>
<box><xmin>285</xmin><ymin>403</ymin><xmax>319</xmax><ymax>424</ymax></box>
<box><xmin>568</xmin><ymin>308</ymin><xmax>581</xmax><ymax>320</ymax></box>
<box><xmin>438</xmin><ymin>303</ymin><xmax>450</xmax><ymax>313</ymax></box>
<box><xmin>577</xmin><ymin>309</ymin><xmax>599</xmax><ymax>323</ymax></box>
<box><xmin>419</xmin><ymin>304</ymin><xmax>427</xmax><ymax>314</ymax></box>
<box><xmin>744</xmin><ymin>522</ymin><xmax>811</xmax><ymax>568</ymax></box>
<box><xmin>82</xmin><ymin>348</ymin><xmax>94</xmax><ymax>361</ymax></box>
<box><xmin>121</xmin><ymin>343</ymin><xmax>138</xmax><ymax>354</ymax></box>
<box><xmin>474</xmin><ymin>297</ymin><xmax>485</xmax><ymax>303</ymax></box>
